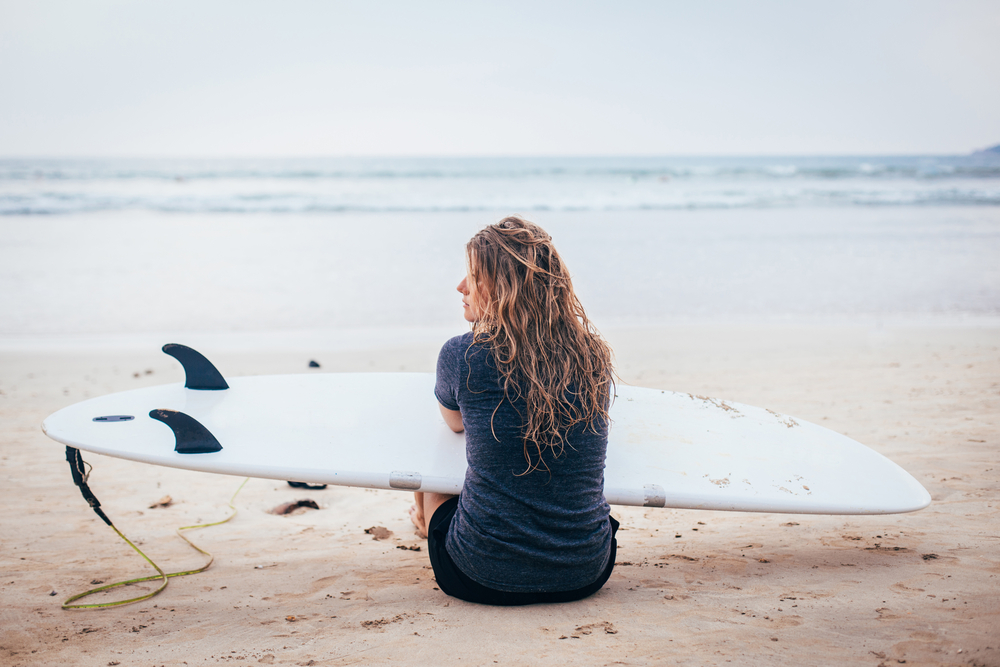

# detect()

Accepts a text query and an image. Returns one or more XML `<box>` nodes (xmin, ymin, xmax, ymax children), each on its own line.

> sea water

<box><xmin>1</xmin><ymin>156</ymin><xmax>998</xmax><ymax>347</ymax></box>
<box><xmin>3</xmin><ymin>155</ymin><xmax>1000</xmax><ymax>215</ymax></box>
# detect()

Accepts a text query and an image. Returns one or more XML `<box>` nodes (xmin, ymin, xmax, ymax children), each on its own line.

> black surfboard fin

<box><xmin>149</xmin><ymin>409</ymin><xmax>223</xmax><ymax>454</ymax></box>
<box><xmin>162</xmin><ymin>344</ymin><xmax>229</xmax><ymax>390</ymax></box>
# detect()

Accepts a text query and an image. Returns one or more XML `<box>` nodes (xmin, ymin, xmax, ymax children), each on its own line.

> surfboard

<box><xmin>41</xmin><ymin>344</ymin><xmax>930</xmax><ymax>515</ymax></box>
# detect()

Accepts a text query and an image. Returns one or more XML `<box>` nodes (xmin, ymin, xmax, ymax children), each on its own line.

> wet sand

<box><xmin>1</xmin><ymin>323</ymin><xmax>997</xmax><ymax>666</ymax></box>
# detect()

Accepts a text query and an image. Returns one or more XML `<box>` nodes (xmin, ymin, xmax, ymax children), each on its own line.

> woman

<box><xmin>410</xmin><ymin>216</ymin><xmax>618</xmax><ymax>605</ymax></box>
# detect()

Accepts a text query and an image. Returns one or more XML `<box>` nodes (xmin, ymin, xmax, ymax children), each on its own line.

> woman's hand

<box><xmin>439</xmin><ymin>403</ymin><xmax>464</xmax><ymax>433</ymax></box>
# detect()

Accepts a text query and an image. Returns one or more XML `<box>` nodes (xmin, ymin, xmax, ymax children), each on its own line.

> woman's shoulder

<box><xmin>440</xmin><ymin>331</ymin><xmax>475</xmax><ymax>356</ymax></box>
<box><xmin>445</xmin><ymin>330</ymin><xmax>475</xmax><ymax>346</ymax></box>
<box><xmin>438</xmin><ymin>331</ymin><xmax>476</xmax><ymax>366</ymax></box>
<box><xmin>439</xmin><ymin>331</ymin><xmax>496</xmax><ymax>375</ymax></box>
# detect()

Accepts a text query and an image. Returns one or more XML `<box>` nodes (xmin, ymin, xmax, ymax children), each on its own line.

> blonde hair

<box><xmin>466</xmin><ymin>216</ymin><xmax>614</xmax><ymax>473</ymax></box>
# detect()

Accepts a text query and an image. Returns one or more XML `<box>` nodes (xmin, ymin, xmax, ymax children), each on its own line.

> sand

<box><xmin>1</xmin><ymin>323</ymin><xmax>997</xmax><ymax>666</ymax></box>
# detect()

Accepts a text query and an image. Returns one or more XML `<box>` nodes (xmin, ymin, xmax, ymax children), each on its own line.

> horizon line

<box><xmin>0</xmin><ymin>150</ymin><xmax>996</xmax><ymax>161</ymax></box>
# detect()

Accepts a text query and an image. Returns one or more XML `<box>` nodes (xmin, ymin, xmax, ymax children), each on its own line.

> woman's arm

<box><xmin>439</xmin><ymin>403</ymin><xmax>464</xmax><ymax>433</ymax></box>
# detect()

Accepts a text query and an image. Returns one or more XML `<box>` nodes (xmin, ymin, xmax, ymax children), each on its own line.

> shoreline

<box><xmin>3</xmin><ymin>206</ymin><xmax>999</xmax><ymax>342</ymax></box>
<box><xmin>1</xmin><ymin>322</ymin><xmax>998</xmax><ymax>666</ymax></box>
<box><xmin>3</xmin><ymin>314</ymin><xmax>1000</xmax><ymax>353</ymax></box>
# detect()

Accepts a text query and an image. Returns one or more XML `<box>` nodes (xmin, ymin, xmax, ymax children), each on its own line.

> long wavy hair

<box><xmin>466</xmin><ymin>216</ymin><xmax>615</xmax><ymax>473</ymax></box>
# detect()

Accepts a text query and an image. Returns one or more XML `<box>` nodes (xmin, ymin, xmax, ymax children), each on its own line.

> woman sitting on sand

<box><xmin>409</xmin><ymin>216</ymin><xmax>618</xmax><ymax>605</ymax></box>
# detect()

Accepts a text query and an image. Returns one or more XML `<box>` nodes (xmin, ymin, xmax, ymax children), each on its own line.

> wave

<box><xmin>4</xmin><ymin>190</ymin><xmax>998</xmax><ymax>215</ymax></box>
<box><xmin>2</xmin><ymin>156</ymin><xmax>999</xmax><ymax>214</ymax></box>
<box><xmin>3</xmin><ymin>155</ymin><xmax>1000</xmax><ymax>181</ymax></box>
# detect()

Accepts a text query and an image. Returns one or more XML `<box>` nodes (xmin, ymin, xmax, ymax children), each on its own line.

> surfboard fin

<box><xmin>149</xmin><ymin>409</ymin><xmax>223</xmax><ymax>454</ymax></box>
<box><xmin>162</xmin><ymin>344</ymin><xmax>229</xmax><ymax>390</ymax></box>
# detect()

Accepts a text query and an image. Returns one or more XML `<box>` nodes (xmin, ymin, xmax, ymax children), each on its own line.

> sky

<box><xmin>1</xmin><ymin>0</ymin><xmax>998</xmax><ymax>157</ymax></box>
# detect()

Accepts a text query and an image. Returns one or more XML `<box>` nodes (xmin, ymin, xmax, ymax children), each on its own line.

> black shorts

<box><xmin>426</xmin><ymin>496</ymin><xmax>619</xmax><ymax>606</ymax></box>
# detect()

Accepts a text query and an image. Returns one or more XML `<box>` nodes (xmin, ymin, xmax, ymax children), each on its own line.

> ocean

<box><xmin>1</xmin><ymin>156</ymin><xmax>998</xmax><ymax>347</ymax></box>
<box><xmin>3</xmin><ymin>155</ymin><xmax>999</xmax><ymax>215</ymax></box>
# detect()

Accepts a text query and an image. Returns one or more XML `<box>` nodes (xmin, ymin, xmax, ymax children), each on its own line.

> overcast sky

<box><xmin>1</xmin><ymin>0</ymin><xmax>998</xmax><ymax>157</ymax></box>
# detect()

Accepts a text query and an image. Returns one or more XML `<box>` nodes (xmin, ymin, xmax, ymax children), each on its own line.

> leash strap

<box><xmin>63</xmin><ymin>446</ymin><xmax>245</xmax><ymax>609</ymax></box>
<box><xmin>66</xmin><ymin>446</ymin><xmax>112</xmax><ymax>526</ymax></box>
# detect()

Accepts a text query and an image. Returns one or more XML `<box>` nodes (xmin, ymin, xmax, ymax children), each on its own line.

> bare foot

<box><xmin>409</xmin><ymin>503</ymin><xmax>428</xmax><ymax>539</ymax></box>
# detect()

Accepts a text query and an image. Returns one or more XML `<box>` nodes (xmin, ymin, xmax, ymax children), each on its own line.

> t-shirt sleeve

<box><xmin>434</xmin><ymin>335</ymin><xmax>464</xmax><ymax>411</ymax></box>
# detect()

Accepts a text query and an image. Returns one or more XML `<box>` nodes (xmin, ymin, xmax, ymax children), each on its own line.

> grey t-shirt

<box><xmin>435</xmin><ymin>332</ymin><xmax>612</xmax><ymax>593</ymax></box>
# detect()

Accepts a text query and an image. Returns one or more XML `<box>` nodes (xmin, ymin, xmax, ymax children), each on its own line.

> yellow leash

<box><xmin>63</xmin><ymin>446</ymin><xmax>247</xmax><ymax>609</ymax></box>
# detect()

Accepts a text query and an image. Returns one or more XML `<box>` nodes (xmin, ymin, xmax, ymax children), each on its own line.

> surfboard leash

<box><xmin>62</xmin><ymin>446</ymin><xmax>247</xmax><ymax>610</ymax></box>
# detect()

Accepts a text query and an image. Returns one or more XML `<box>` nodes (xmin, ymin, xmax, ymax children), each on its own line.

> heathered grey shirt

<box><xmin>435</xmin><ymin>332</ymin><xmax>613</xmax><ymax>593</ymax></box>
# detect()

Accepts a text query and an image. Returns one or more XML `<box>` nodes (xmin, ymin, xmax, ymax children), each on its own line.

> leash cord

<box><xmin>62</xmin><ymin>446</ymin><xmax>247</xmax><ymax>609</ymax></box>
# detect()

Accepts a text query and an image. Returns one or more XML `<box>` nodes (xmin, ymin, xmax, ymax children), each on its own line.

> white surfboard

<box><xmin>42</xmin><ymin>345</ymin><xmax>930</xmax><ymax>515</ymax></box>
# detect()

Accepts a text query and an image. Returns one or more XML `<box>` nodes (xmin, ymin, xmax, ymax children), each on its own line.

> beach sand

<box><xmin>1</xmin><ymin>324</ymin><xmax>997</xmax><ymax>666</ymax></box>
